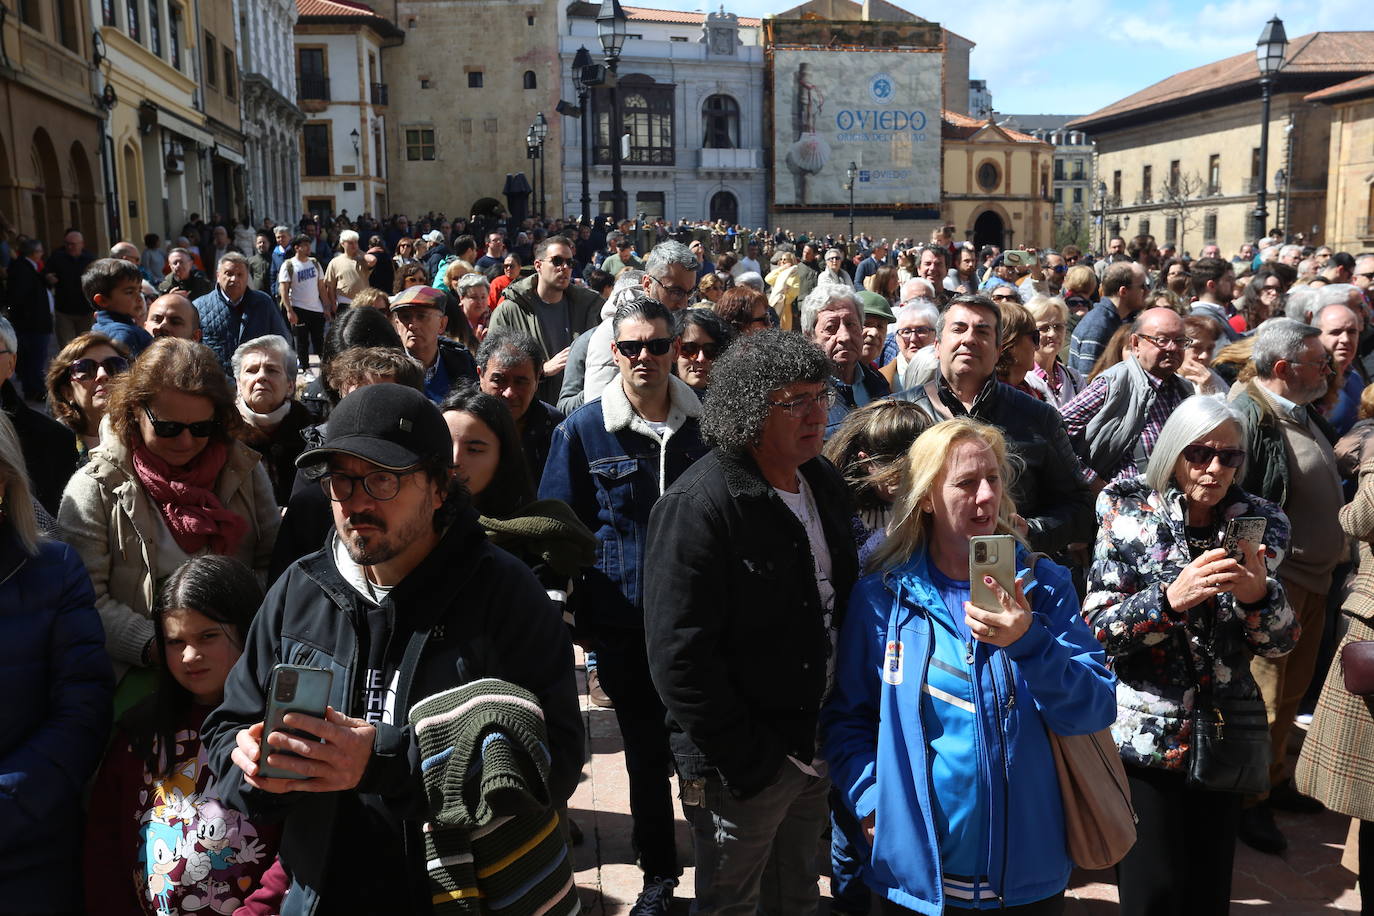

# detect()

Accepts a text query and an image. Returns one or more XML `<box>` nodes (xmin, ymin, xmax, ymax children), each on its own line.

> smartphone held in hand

<box><xmin>260</xmin><ymin>664</ymin><xmax>333</xmax><ymax>780</ymax></box>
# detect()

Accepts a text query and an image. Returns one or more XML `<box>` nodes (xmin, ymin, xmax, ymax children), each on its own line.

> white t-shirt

<box><xmin>278</xmin><ymin>256</ymin><xmax>324</xmax><ymax>313</ymax></box>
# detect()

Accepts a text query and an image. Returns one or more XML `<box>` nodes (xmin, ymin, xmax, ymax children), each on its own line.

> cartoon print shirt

<box><xmin>84</xmin><ymin>703</ymin><xmax>281</xmax><ymax>916</ymax></box>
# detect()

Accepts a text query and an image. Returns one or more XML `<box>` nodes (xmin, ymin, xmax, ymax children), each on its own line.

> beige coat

<box><xmin>1296</xmin><ymin>447</ymin><xmax>1374</xmax><ymax>819</ymax></box>
<box><xmin>57</xmin><ymin>434</ymin><xmax>279</xmax><ymax>678</ymax></box>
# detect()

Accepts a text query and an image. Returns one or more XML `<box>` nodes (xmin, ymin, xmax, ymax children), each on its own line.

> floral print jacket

<box><xmin>1083</xmin><ymin>475</ymin><xmax>1298</xmax><ymax>771</ymax></box>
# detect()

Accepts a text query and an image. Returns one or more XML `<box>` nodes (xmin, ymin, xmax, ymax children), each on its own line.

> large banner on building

<box><xmin>771</xmin><ymin>48</ymin><xmax>942</xmax><ymax>208</ymax></box>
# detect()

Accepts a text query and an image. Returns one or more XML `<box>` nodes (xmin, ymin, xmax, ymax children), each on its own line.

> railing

<box><xmin>370</xmin><ymin>82</ymin><xmax>388</xmax><ymax>106</ymax></box>
<box><xmin>298</xmin><ymin>75</ymin><xmax>330</xmax><ymax>101</ymax></box>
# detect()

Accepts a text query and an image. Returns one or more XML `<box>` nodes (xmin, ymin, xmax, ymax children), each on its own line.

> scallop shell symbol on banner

<box><xmin>870</xmin><ymin>73</ymin><xmax>895</xmax><ymax>105</ymax></box>
<box><xmin>786</xmin><ymin>132</ymin><xmax>831</xmax><ymax>176</ymax></box>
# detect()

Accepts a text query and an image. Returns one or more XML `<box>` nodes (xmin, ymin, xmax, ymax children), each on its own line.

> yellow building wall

<box><xmin>1091</xmin><ymin>92</ymin><xmax>1329</xmax><ymax>255</ymax></box>
<box><xmin>1323</xmin><ymin>97</ymin><xmax>1374</xmax><ymax>252</ymax></box>
<box><xmin>941</xmin><ymin>137</ymin><xmax>1053</xmax><ymax>249</ymax></box>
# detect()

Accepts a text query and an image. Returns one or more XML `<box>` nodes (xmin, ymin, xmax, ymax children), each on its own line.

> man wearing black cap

<box><xmin>204</xmin><ymin>383</ymin><xmax>583</xmax><ymax>914</ymax></box>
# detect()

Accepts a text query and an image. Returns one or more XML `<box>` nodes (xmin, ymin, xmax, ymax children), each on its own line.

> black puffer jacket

<box><xmin>644</xmin><ymin>449</ymin><xmax>857</xmax><ymax>798</ymax></box>
<box><xmin>203</xmin><ymin>512</ymin><xmax>583</xmax><ymax>916</ymax></box>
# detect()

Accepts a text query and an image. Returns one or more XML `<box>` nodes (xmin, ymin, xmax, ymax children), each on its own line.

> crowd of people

<box><xmin>4</xmin><ymin>206</ymin><xmax>1374</xmax><ymax>916</ymax></box>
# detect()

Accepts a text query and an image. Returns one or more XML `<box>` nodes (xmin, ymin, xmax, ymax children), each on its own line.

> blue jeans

<box><xmin>684</xmin><ymin>762</ymin><xmax>830</xmax><ymax>915</ymax></box>
<box><xmin>15</xmin><ymin>331</ymin><xmax>49</xmax><ymax>400</ymax></box>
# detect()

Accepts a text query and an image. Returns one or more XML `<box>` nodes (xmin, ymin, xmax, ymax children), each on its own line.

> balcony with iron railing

<box><xmin>298</xmin><ymin>75</ymin><xmax>330</xmax><ymax>101</ymax></box>
<box><xmin>370</xmin><ymin>82</ymin><xmax>388</xmax><ymax>106</ymax></box>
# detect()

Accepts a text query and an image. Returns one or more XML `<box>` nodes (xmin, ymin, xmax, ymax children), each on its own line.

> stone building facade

<box><xmin>237</xmin><ymin>0</ymin><xmax>303</xmax><ymax>225</ymax></box>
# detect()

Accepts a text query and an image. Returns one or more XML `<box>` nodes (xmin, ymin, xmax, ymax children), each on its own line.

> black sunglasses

<box><xmin>679</xmin><ymin>341</ymin><xmax>721</xmax><ymax>359</ymax></box>
<box><xmin>542</xmin><ymin>255</ymin><xmax>573</xmax><ymax>268</ymax></box>
<box><xmin>1181</xmin><ymin>443</ymin><xmax>1245</xmax><ymax>468</ymax></box>
<box><xmin>70</xmin><ymin>355</ymin><xmax>130</xmax><ymax>381</ymax></box>
<box><xmin>143</xmin><ymin>404</ymin><xmax>220</xmax><ymax>439</ymax></box>
<box><xmin>615</xmin><ymin>337</ymin><xmax>674</xmax><ymax>358</ymax></box>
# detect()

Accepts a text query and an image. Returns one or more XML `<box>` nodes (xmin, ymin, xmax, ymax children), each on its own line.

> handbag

<box><xmin>1340</xmin><ymin>640</ymin><xmax>1374</xmax><ymax>696</ymax></box>
<box><xmin>1180</xmin><ymin>630</ymin><xmax>1271</xmax><ymax>795</ymax></box>
<box><xmin>1046</xmin><ymin>728</ymin><xmax>1138</xmax><ymax>870</ymax></box>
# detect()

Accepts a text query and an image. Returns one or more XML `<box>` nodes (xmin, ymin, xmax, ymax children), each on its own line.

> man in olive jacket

<box><xmin>645</xmin><ymin>330</ymin><xmax>858</xmax><ymax>915</ymax></box>
<box><xmin>493</xmin><ymin>235</ymin><xmax>603</xmax><ymax>404</ymax></box>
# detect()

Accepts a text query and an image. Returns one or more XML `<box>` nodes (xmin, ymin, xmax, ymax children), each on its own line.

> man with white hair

<box><xmin>195</xmin><ymin>251</ymin><xmax>292</xmax><ymax>373</ymax></box>
<box><xmin>1277</xmin><ymin>244</ymin><xmax>1303</xmax><ymax>268</ymax></box>
<box><xmin>322</xmin><ymin>229</ymin><xmax>372</xmax><ymax>311</ymax></box>
<box><xmin>879</xmin><ymin>299</ymin><xmax>938</xmax><ymax>390</ymax></box>
<box><xmin>1229</xmin><ymin>319</ymin><xmax>1340</xmax><ymax>854</ymax></box>
<box><xmin>799</xmin><ymin>287</ymin><xmax>890</xmax><ymax>437</ymax></box>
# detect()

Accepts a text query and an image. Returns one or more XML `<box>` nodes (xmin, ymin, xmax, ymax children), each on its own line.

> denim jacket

<box><xmin>538</xmin><ymin>375</ymin><xmax>708</xmax><ymax>630</ymax></box>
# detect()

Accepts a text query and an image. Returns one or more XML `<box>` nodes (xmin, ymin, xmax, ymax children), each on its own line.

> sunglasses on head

<box><xmin>1181</xmin><ymin>443</ymin><xmax>1245</xmax><ymax>468</ymax></box>
<box><xmin>615</xmin><ymin>337</ymin><xmax>674</xmax><ymax>358</ymax></box>
<box><xmin>143</xmin><ymin>404</ymin><xmax>220</xmax><ymax>439</ymax></box>
<box><xmin>70</xmin><ymin>355</ymin><xmax>130</xmax><ymax>381</ymax></box>
<box><xmin>679</xmin><ymin>341</ymin><xmax>721</xmax><ymax>359</ymax></box>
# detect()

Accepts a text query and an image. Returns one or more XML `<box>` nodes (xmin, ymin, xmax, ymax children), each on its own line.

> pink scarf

<box><xmin>130</xmin><ymin>438</ymin><xmax>249</xmax><ymax>556</ymax></box>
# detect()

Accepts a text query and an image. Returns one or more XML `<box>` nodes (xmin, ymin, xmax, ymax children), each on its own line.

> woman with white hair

<box><xmin>1083</xmin><ymin>395</ymin><xmax>1296</xmax><ymax>914</ymax></box>
<box><xmin>0</xmin><ymin>408</ymin><xmax>114</xmax><ymax>914</ymax></box>
<box><xmin>820</xmin><ymin>247</ymin><xmax>856</xmax><ymax>290</ymax></box>
<box><xmin>232</xmin><ymin>334</ymin><xmax>312</xmax><ymax>506</ymax></box>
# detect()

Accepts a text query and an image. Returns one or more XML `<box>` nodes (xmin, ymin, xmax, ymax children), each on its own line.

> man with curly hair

<box><xmin>644</xmin><ymin>329</ymin><xmax>859</xmax><ymax>915</ymax></box>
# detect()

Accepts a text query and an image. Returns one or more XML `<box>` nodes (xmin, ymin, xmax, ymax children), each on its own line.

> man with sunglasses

<box><xmin>493</xmin><ymin>235</ymin><xmax>604</xmax><ymax>405</ymax></box>
<box><xmin>1229</xmin><ymin>318</ymin><xmax>1344</xmax><ymax>855</ymax></box>
<box><xmin>205</xmin><ymin>383</ymin><xmax>583</xmax><ymax>914</ymax></box>
<box><xmin>1017</xmin><ymin>249</ymin><xmax>1066</xmax><ymax>302</ymax></box>
<box><xmin>1062</xmin><ymin>308</ymin><xmax>1196</xmax><ymax>490</ymax></box>
<box><xmin>540</xmin><ymin>295</ymin><xmax>709</xmax><ymax>916</ymax></box>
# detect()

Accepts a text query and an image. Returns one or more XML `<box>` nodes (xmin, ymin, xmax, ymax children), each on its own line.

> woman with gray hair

<box><xmin>232</xmin><ymin>334</ymin><xmax>311</xmax><ymax>506</ymax></box>
<box><xmin>1083</xmin><ymin>394</ymin><xmax>1297</xmax><ymax>914</ymax></box>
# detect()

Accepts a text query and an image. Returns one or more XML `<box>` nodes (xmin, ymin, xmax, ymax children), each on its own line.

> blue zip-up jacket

<box><xmin>822</xmin><ymin>546</ymin><xmax>1116</xmax><ymax>913</ymax></box>
<box><xmin>92</xmin><ymin>309</ymin><xmax>154</xmax><ymax>357</ymax></box>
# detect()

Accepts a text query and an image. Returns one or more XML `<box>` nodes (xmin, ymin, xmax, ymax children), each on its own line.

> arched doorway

<box><xmin>973</xmin><ymin>210</ymin><xmax>1005</xmax><ymax>250</ymax></box>
<box><xmin>709</xmin><ymin>190</ymin><xmax>737</xmax><ymax>225</ymax></box>
<box><xmin>30</xmin><ymin>128</ymin><xmax>62</xmax><ymax>247</ymax></box>
<box><xmin>69</xmin><ymin>141</ymin><xmax>98</xmax><ymax>242</ymax></box>
<box><xmin>470</xmin><ymin>197</ymin><xmax>503</xmax><ymax>219</ymax></box>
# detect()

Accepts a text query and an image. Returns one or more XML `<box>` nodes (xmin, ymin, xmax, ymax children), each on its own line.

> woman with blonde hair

<box><xmin>44</xmin><ymin>331</ymin><xmax>131</xmax><ymax>463</ymax></box>
<box><xmin>824</xmin><ymin>418</ymin><xmax>1115</xmax><ymax>914</ymax></box>
<box><xmin>1062</xmin><ymin>263</ymin><xmax>1099</xmax><ymax>328</ymax></box>
<box><xmin>1025</xmin><ymin>295</ymin><xmax>1083</xmax><ymax>408</ymax></box>
<box><xmin>58</xmin><ymin>337</ymin><xmax>279</xmax><ymax>702</ymax></box>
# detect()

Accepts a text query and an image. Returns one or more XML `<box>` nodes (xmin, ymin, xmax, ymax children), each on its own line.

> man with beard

<box><xmin>204</xmin><ymin>383</ymin><xmax>583</xmax><ymax>914</ymax></box>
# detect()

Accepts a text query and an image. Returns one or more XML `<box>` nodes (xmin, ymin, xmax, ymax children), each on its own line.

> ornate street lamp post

<box><xmin>1253</xmin><ymin>16</ymin><xmax>1288</xmax><ymax>241</ymax></box>
<box><xmin>572</xmin><ymin>47</ymin><xmax>593</xmax><ymax>225</ymax></box>
<box><xmin>531</xmin><ymin>112</ymin><xmax>548</xmax><ymax>219</ymax></box>
<box><xmin>845</xmin><ymin>161</ymin><xmax>857</xmax><ymax>243</ymax></box>
<box><xmin>597</xmin><ymin>0</ymin><xmax>629</xmax><ymax>222</ymax></box>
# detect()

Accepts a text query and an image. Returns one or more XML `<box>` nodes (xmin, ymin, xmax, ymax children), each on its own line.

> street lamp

<box><xmin>1096</xmin><ymin>180</ymin><xmax>1108</xmax><ymax>256</ymax></box>
<box><xmin>571</xmin><ymin>46</ymin><xmax>593</xmax><ymax>226</ymax></box>
<box><xmin>845</xmin><ymin>160</ymin><xmax>857</xmax><ymax>243</ymax></box>
<box><xmin>350</xmin><ymin>127</ymin><xmax>360</xmax><ymax>158</ymax></box>
<box><xmin>531</xmin><ymin>112</ymin><xmax>548</xmax><ymax>220</ymax></box>
<box><xmin>597</xmin><ymin>0</ymin><xmax>629</xmax><ymax>222</ymax></box>
<box><xmin>1253</xmin><ymin>15</ymin><xmax>1288</xmax><ymax>241</ymax></box>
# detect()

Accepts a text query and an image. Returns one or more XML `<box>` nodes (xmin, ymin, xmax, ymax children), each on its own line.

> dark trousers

<box><xmin>293</xmin><ymin>309</ymin><xmax>326</xmax><ymax>369</ymax></box>
<box><xmin>15</xmin><ymin>331</ymin><xmax>48</xmax><ymax>400</ymax></box>
<box><xmin>1115</xmin><ymin>764</ymin><xmax>1239</xmax><ymax>916</ymax></box>
<box><xmin>1361</xmin><ymin>820</ymin><xmax>1374</xmax><ymax>916</ymax></box>
<box><xmin>830</xmin><ymin>786</ymin><xmax>871</xmax><ymax>914</ymax></box>
<box><xmin>594</xmin><ymin>625</ymin><xmax>679</xmax><ymax>879</ymax></box>
<box><xmin>878</xmin><ymin>891</ymin><xmax>1063</xmax><ymax>915</ymax></box>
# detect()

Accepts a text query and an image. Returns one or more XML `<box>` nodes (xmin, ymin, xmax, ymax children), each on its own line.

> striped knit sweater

<box><xmin>410</xmin><ymin>679</ymin><xmax>580</xmax><ymax>915</ymax></box>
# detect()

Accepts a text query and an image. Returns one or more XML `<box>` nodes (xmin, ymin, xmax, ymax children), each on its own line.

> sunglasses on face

<box><xmin>143</xmin><ymin>404</ymin><xmax>220</xmax><ymax>439</ymax></box>
<box><xmin>1181</xmin><ymin>443</ymin><xmax>1245</xmax><ymax>468</ymax></box>
<box><xmin>1049</xmin><ymin>264</ymin><xmax>1067</xmax><ymax>273</ymax></box>
<box><xmin>70</xmin><ymin>355</ymin><xmax>130</xmax><ymax>381</ymax></box>
<box><xmin>615</xmin><ymin>337</ymin><xmax>674</xmax><ymax>358</ymax></box>
<box><xmin>991</xmin><ymin>293</ymin><xmax>1019</xmax><ymax>302</ymax></box>
<box><xmin>679</xmin><ymin>341</ymin><xmax>721</xmax><ymax>360</ymax></box>
<box><xmin>542</xmin><ymin>255</ymin><xmax>573</xmax><ymax>269</ymax></box>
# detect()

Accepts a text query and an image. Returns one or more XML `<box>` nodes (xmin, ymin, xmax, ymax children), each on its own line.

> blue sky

<box><xmin>649</xmin><ymin>0</ymin><xmax>1368</xmax><ymax>115</ymax></box>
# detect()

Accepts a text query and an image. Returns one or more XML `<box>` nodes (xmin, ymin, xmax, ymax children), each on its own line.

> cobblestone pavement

<box><xmin>567</xmin><ymin>656</ymin><xmax>1362</xmax><ymax>914</ymax></box>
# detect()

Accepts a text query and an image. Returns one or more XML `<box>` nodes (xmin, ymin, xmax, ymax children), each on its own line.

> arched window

<box><xmin>709</xmin><ymin>190</ymin><xmax>737</xmax><ymax>224</ymax></box>
<box><xmin>702</xmin><ymin>94</ymin><xmax>739</xmax><ymax>149</ymax></box>
<box><xmin>593</xmin><ymin>75</ymin><xmax>675</xmax><ymax>166</ymax></box>
<box><xmin>522</xmin><ymin>70</ymin><xmax>536</xmax><ymax>90</ymax></box>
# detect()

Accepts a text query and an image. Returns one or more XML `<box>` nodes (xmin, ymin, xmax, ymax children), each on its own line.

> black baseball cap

<box><xmin>296</xmin><ymin>384</ymin><xmax>450</xmax><ymax>471</ymax></box>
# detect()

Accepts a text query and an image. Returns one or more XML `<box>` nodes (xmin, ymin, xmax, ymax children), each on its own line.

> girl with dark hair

<box><xmin>84</xmin><ymin>555</ymin><xmax>280</xmax><ymax>916</ymax></box>
<box><xmin>438</xmin><ymin>383</ymin><xmax>595</xmax><ymax>629</ymax></box>
<box><xmin>300</xmin><ymin>305</ymin><xmax>405</xmax><ymax>422</ymax></box>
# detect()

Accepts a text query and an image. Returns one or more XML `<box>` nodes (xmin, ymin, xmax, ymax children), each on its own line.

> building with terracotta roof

<box><xmin>1069</xmin><ymin>31</ymin><xmax>1374</xmax><ymax>257</ymax></box>
<box><xmin>1305</xmin><ymin>75</ymin><xmax>1374</xmax><ymax>252</ymax></box>
<box><xmin>941</xmin><ymin>111</ymin><xmax>1054</xmax><ymax>249</ymax></box>
<box><xmin>293</xmin><ymin>0</ymin><xmax>402</xmax><ymax>221</ymax></box>
<box><xmin>998</xmin><ymin>115</ymin><xmax>1093</xmax><ymax>250</ymax></box>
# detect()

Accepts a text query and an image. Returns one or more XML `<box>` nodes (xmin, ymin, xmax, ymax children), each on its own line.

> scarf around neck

<box><xmin>130</xmin><ymin>437</ymin><xmax>249</xmax><ymax>556</ymax></box>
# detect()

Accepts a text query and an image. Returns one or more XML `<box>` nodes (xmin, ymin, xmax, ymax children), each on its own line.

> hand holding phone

<box><xmin>966</xmin><ymin>535</ymin><xmax>1033</xmax><ymax>647</ymax></box>
<box><xmin>259</xmin><ymin>664</ymin><xmax>332</xmax><ymax>780</ymax></box>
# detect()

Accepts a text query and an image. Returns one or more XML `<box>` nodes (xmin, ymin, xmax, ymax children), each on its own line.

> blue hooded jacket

<box><xmin>822</xmin><ymin>545</ymin><xmax>1116</xmax><ymax>913</ymax></box>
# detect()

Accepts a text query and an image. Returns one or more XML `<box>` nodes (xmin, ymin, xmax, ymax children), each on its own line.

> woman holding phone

<box><xmin>823</xmin><ymin>418</ymin><xmax>1116</xmax><ymax>914</ymax></box>
<box><xmin>1083</xmin><ymin>395</ymin><xmax>1295</xmax><ymax>915</ymax></box>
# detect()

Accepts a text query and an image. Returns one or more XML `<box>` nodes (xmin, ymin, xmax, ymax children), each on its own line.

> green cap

<box><xmin>856</xmin><ymin>290</ymin><xmax>895</xmax><ymax>323</ymax></box>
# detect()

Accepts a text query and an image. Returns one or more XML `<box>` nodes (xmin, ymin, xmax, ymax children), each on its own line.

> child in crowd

<box><xmin>86</xmin><ymin>257</ymin><xmax>155</xmax><ymax>357</ymax></box>
<box><xmin>83</xmin><ymin>555</ymin><xmax>279</xmax><ymax>916</ymax></box>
